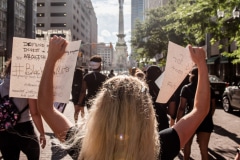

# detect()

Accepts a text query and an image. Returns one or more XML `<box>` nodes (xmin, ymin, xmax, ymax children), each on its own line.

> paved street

<box><xmin>15</xmin><ymin>102</ymin><xmax>240</xmax><ymax>160</ymax></box>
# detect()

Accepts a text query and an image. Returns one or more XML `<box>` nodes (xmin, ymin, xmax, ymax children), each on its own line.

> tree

<box><xmin>132</xmin><ymin>0</ymin><xmax>240</xmax><ymax>64</ymax></box>
<box><xmin>131</xmin><ymin>0</ymin><xmax>190</xmax><ymax>64</ymax></box>
<box><xmin>165</xmin><ymin>0</ymin><xmax>240</xmax><ymax>63</ymax></box>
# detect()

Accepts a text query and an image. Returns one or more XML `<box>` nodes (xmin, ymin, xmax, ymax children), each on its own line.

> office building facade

<box><xmin>0</xmin><ymin>0</ymin><xmax>36</xmax><ymax>71</ymax></box>
<box><xmin>97</xmin><ymin>43</ymin><xmax>114</xmax><ymax>71</ymax></box>
<box><xmin>144</xmin><ymin>0</ymin><xmax>168</xmax><ymax>10</ymax></box>
<box><xmin>36</xmin><ymin>0</ymin><xmax>98</xmax><ymax>66</ymax></box>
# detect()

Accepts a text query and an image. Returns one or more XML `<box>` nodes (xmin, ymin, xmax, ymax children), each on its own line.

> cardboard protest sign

<box><xmin>156</xmin><ymin>42</ymin><xmax>195</xmax><ymax>103</ymax></box>
<box><xmin>10</xmin><ymin>37</ymin><xmax>81</xmax><ymax>103</ymax></box>
<box><xmin>155</xmin><ymin>71</ymin><xmax>165</xmax><ymax>89</ymax></box>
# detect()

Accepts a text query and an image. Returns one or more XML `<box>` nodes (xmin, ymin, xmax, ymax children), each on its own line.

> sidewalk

<box><xmin>20</xmin><ymin>101</ymin><xmax>75</xmax><ymax>160</ymax></box>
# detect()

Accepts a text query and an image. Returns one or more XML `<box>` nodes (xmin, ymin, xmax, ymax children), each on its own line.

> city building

<box><xmin>144</xmin><ymin>0</ymin><xmax>168</xmax><ymax>11</ymax></box>
<box><xmin>131</xmin><ymin>0</ymin><xmax>144</xmax><ymax>37</ymax></box>
<box><xmin>36</xmin><ymin>0</ymin><xmax>98</xmax><ymax>68</ymax></box>
<box><xmin>130</xmin><ymin>0</ymin><xmax>144</xmax><ymax>68</ymax></box>
<box><xmin>0</xmin><ymin>0</ymin><xmax>7</xmax><ymax>71</ymax></box>
<box><xmin>0</xmin><ymin>0</ymin><xmax>36</xmax><ymax>71</ymax></box>
<box><xmin>96</xmin><ymin>43</ymin><xmax>114</xmax><ymax>71</ymax></box>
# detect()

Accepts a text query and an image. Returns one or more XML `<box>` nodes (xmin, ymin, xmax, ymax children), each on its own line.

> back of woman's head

<box><xmin>80</xmin><ymin>75</ymin><xmax>159</xmax><ymax>160</ymax></box>
<box><xmin>134</xmin><ymin>68</ymin><xmax>145</xmax><ymax>81</ymax></box>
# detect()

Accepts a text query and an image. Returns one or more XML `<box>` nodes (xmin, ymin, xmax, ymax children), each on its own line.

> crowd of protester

<box><xmin>0</xmin><ymin>35</ymin><xmax>239</xmax><ymax>160</ymax></box>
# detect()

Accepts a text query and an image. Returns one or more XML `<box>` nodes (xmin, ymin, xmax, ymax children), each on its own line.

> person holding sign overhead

<box><xmin>0</xmin><ymin>58</ymin><xmax>46</xmax><ymax>160</ymax></box>
<box><xmin>38</xmin><ymin>36</ymin><xmax>210</xmax><ymax>160</ymax></box>
<box><xmin>176</xmin><ymin>67</ymin><xmax>216</xmax><ymax>160</ymax></box>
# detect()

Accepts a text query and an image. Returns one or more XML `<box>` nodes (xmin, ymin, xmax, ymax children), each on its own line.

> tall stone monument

<box><xmin>114</xmin><ymin>0</ymin><xmax>128</xmax><ymax>71</ymax></box>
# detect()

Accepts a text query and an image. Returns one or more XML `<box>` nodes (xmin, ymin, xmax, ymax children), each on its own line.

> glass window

<box><xmin>50</xmin><ymin>23</ymin><xmax>66</xmax><ymax>27</ymax></box>
<box><xmin>50</xmin><ymin>13</ymin><xmax>67</xmax><ymax>17</ymax></box>
<box><xmin>37</xmin><ymin>3</ymin><xmax>45</xmax><ymax>7</ymax></box>
<box><xmin>51</xmin><ymin>2</ymin><xmax>66</xmax><ymax>6</ymax></box>
<box><xmin>37</xmin><ymin>13</ymin><xmax>45</xmax><ymax>17</ymax></box>
<box><xmin>50</xmin><ymin>34</ymin><xmax>66</xmax><ymax>38</ymax></box>
<box><xmin>36</xmin><ymin>34</ymin><xmax>44</xmax><ymax>38</ymax></box>
<box><xmin>36</xmin><ymin>23</ymin><xmax>45</xmax><ymax>27</ymax></box>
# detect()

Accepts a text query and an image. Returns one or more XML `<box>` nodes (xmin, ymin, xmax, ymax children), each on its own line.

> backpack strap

<box><xmin>1</xmin><ymin>94</ymin><xmax>29</xmax><ymax>114</ymax></box>
<box><xmin>19</xmin><ymin>104</ymin><xmax>29</xmax><ymax>114</ymax></box>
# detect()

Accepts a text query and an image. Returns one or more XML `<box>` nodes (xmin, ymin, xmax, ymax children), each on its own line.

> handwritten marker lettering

<box><xmin>24</xmin><ymin>54</ymin><xmax>46</xmax><ymax>61</ymax></box>
<box><xmin>11</xmin><ymin>37</ymin><xmax>81</xmax><ymax>102</ymax></box>
<box><xmin>25</xmin><ymin>63</ymin><xmax>43</xmax><ymax>75</ymax></box>
<box><xmin>171</xmin><ymin>66</ymin><xmax>183</xmax><ymax>75</ymax></box>
<box><xmin>54</xmin><ymin>66</ymin><xmax>70</xmax><ymax>75</ymax></box>
<box><xmin>172</xmin><ymin>54</ymin><xmax>183</xmax><ymax>64</ymax></box>
<box><xmin>23</xmin><ymin>42</ymin><xmax>44</xmax><ymax>47</ymax></box>
<box><xmin>12</xmin><ymin>64</ymin><xmax>24</xmax><ymax>76</ymax></box>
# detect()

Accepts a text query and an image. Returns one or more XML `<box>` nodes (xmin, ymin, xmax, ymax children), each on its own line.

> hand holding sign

<box><xmin>10</xmin><ymin>37</ymin><xmax>81</xmax><ymax>103</ymax></box>
<box><xmin>47</xmin><ymin>36</ymin><xmax>68</xmax><ymax>62</ymax></box>
<box><xmin>156</xmin><ymin>42</ymin><xmax>195</xmax><ymax>103</ymax></box>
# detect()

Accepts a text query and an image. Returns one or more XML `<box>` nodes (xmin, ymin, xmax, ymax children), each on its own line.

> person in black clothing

<box><xmin>108</xmin><ymin>69</ymin><xmax>115</xmax><ymax>78</ymax></box>
<box><xmin>83</xmin><ymin>68</ymin><xmax>88</xmax><ymax>76</ymax></box>
<box><xmin>176</xmin><ymin>67</ymin><xmax>216</xmax><ymax>160</ymax></box>
<box><xmin>146</xmin><ymin>65</ymin><xmax>175</xmax><ymax>131</ymax></box>
<box><xmin>168</xmin><ymin>75</ymin><xmax>189</xmax><ymax>126</ymax></box>
<box><xmin>71</xmin><ymin>67</ymin><xmax>83</xmax><ymax>123</ymax></box>
<box><xmin>77</xmin><ymin>55</ymin><xmax>107</xmax><ymax>112</ymax></box>
<box><xmin>38</xmin><ymin>36</ymin><xmax>210</xmax><ymax>160</ymax></box>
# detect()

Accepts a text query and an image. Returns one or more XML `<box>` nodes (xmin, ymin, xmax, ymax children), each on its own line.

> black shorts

<box><xmin>196</xmin><ymin>114</ymin><xmax>214</xmax><ymax>133</ymax></box>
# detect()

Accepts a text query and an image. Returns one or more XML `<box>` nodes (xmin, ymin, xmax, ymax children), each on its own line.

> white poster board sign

<box><xmin>10</xmin><ymin>37</ymin><xmax>81</xmax><ymax>103</ymax></box>
<box><xmin>155</xmin><ymin>71</ymin><xmax>165</xmax><ymax>89</ymax></box>
<box><xmin>156</xmin><ymin>42</ymin><xmax>195</xmax><ymax>103</ymax></box>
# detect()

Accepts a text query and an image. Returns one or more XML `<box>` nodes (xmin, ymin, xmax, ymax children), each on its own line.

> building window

<box><xmin>37</xmin><ymin>13</ymin><xmax>45</xmax><ymax>17</ymax></box>
<box><xmin>37</xmin><ymin>3</ymin><xmax>45</xmax><ymax>7</ymax></box>
<box><xmin>37</xmin><ymin>23</ymin><xmax>45</xmax><ymax>27</ymax></box>
<box><xmin>36</xmin><ymin>34</ymin><xmax>44</xmax><ymax>38</ymax></box>
<box><xmin>50</xmin><ymin>34</ymin><xmax>66</xmax><ymax>38</ymax></box>
<box><xmin>50</xmin><ymin>23</ymin><xmax>66</xmax><ymax>27</ymax></box>
<box><xmin>51</xmin><ymin>2</ymin><xmax>66</xmax><ymax>6</ymax></box>
<box><xmin>51</xmin><ymin>13</ymin><xmax>67</xmax><ymax>17</ymax></box>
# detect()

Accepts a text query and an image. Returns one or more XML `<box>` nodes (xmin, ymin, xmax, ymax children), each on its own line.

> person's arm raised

<box><xmin>37</xmin><ymin>36</ymin><xmax>73</xmax><ymax>142</ymax></box>
<box><xmin>173</xmin><ymin>45</ymin><xmax>210</xmax><ymax>148</ymax></box>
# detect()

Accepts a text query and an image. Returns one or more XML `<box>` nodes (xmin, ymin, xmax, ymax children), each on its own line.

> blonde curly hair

<box><xmin>78</xmin><ymin>75</ymin><xmax>160</xmax><ymax>160</ymax></box>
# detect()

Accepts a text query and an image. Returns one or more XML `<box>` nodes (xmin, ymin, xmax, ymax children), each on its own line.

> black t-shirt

<box><xmin>180</xmin><ymin>84</ymin><xmax>196</xmax><ymax>113</ymax></box>
<box><xmin>159</xmin><ymin>128</ymin><xmax>180</xmax><ymax>159</ymax></box>
<box><xmin>71</xmin><ymin>69</ymin><xmax>83</xmax><ymax>104</ymax></box>
<box><xmin>66</xmin><ymin>127</ymin><xmax>180</xmax><ymax>160</ymax></box>
<box><xmin>83</xmin><ymin>71</ymin><xmax>107</xmax><ymax>102</ymax></box>
<box><xmin>180</xmin><ymin>83</ymin><xmax>215</xmax><ymax>132</ymax></box>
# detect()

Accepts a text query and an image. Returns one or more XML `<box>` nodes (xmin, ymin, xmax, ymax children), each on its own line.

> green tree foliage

<box><xmin>131</xmin><ymin>0</ymin><xmax>240</xmax><ymax>64</ymax></box>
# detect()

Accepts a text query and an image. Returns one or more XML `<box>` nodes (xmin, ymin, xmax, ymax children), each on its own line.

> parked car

<box><xmin>209</xmin><ymin>75</ymin><xmax>228</xmax><ymax>102</ymax></box>
<box><xmin>222</xmin><ymin>82</ymin><xmax>240</xmax><ymax>112</ymax></box>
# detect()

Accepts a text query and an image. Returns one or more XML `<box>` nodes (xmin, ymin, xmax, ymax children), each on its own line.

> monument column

<box><xmin>114</xmin><ymin>0</ymin><xmax>128</xmax><ymax>71</ymax></box>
